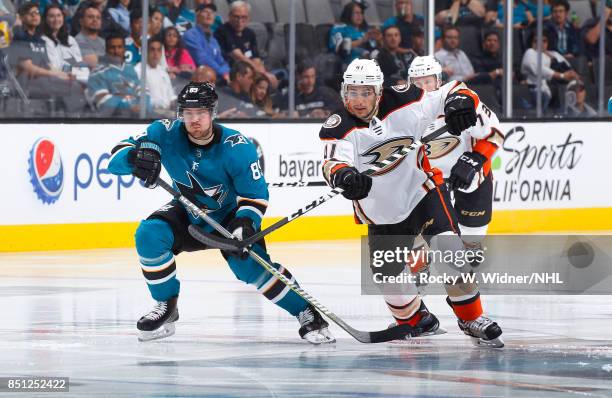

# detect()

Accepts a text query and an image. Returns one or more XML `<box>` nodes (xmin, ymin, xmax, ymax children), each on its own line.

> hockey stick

<box><xmin>268</xmin><ymin>181</ymin><xmax>327</xmax><ymax>188</ymax></box>
<box><xmin>202</xmin><ymin>123</ymin><xmax>450</xmax><ymax>252</ymax></box>
<box><xmin>156</xmin><ymin>177</ymin><xmax>415</xmax><ymax>343</ymax></box>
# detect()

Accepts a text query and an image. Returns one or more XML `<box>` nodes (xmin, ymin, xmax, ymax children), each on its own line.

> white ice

<box><xmin>1</xmin><ymin>240</ymin><xmax>611</xmax><ymax>397</ymax></box>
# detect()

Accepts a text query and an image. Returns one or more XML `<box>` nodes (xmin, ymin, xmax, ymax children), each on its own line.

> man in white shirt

<box><xmin>434</xmin><ymin>25</ymin><xmax>475</xmax><ymax>82</ymax></box>
<box><xmin>135</xmin><ymin>37</ymin><xmax>176</xmax><ymax>113</ymax></box>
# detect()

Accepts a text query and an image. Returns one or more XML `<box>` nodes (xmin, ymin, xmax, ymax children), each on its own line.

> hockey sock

<box><xmin>446</xmin><ymin>293</ymin><xmax>483</xmax><ymax>322</ymax></box>
<box><xmin>135</xmin><ymin>219</ymin><xmax>180</xmax><ymax>301</ymax></box>
<box><xmin>385</xmin><ymin>295</ymin><xmax>422</xmax><ymax>326</ymax></box>
<box><xmin>254</xmin><ymin>263</ymin><xmax>308</xmax><ymax>316</ymax></box>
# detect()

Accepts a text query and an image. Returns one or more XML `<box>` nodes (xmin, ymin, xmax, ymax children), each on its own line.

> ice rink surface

<box><xmin>1</xmin><ymin>240</ymin><xmax>611</xmax><ymax>397</ymax></box>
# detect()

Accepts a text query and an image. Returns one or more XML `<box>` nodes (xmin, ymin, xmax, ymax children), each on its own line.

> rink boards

<box><xmin>1</xmin><ymin>120</ymin><xmax>611</xmax><ymax>251</ymax></box>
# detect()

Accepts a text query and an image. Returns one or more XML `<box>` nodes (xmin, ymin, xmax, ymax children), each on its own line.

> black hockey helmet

<box><xmin>177</xmin><ymin>81</ymin><xmax>218</xmax><ymax>119</ymax></box>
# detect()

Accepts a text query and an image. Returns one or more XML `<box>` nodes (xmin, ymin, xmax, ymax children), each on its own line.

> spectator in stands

<box><xmin>75</xmin><ymin>4</ymin><xmax>105</xmax><ymax>69</ymax></box>
<box><xmin>435</xmin><ymin>0</ymin><xmax>486</xmax><ymax>26</ymax></box>
<box><xmin>521</xmin><ymin>31</ymin><xmax>577</xmax><ymax>112</ymax></box>
<box><xmin>135</xmin><ymin>37</ymin><xmax>176</xmax><ymax>114</ymax></box>
<box><xmin>184</xmin><ymin>3</ymin><xmax>230</xmax><ymax>84</ymax></box>
<box><xmin>412</xmin><ymin>26</ymin><xmax>426</xmax><ymax>56</ymax></box>
<box><xmin>494</xmin><ymin>0</ymin><xmax>551</xmax><ymax>28</ymax></box>
<box><xmin>125</xmin><ymin>9</ymin><xmax>142</xmax><ymax>64</ymax></box>
<box><xmin>329</xmin><ymin>1</ymin><xmax>381</xmax><ymax>65</ymax></box>
<box><xmin>376</xmin><ymin>25</ymin><xmax>416</xmax><ymax>86</ymax></box>
<box><xmin>381</xmin><ymin>0</ymin><xmax>424</xmax><ymax>53</ymax></box>
<box><xmin>435</xmin><ymin>25</ymin><xmax>475</xmax><ymax>82</ymax></box>
<box><xmin>0</xmin><ymin>0</ymin><xmax>16</xmax><ymax>47</ymax></box>
<box><xmin>216</xmin><ymin>60</ymin><xmax>255</xmax><ymax>118</ymax></box>
<box><xmin>163</xmin><ymin>26</ymin><xmax>195</xmax><ymax>80</ymax></box>
<box><xmin>11</xmin><ymin>2</ymin><xmax>84</xmax><ymax>113</ymax></box>
<box><xmin>148</xmin><ymin>7</ymin><xmax>164</xmax><ymax>38</ymax></box>
<box><xmin>71</xmin><ymin>0</ymin><xmax>126</xmax><ymax>38</ymax></box>
<box><xmin>471</xmin><ymin>30</ymin><xmax>504</xmax><ymax>85</ymax></box>
<box><xmin>214</xmin><ymin>1</ymin><xmax>278</xmax><ymax>88</ymax></box>
<box><xmin>249</xmin><ymin>74</ymin><xmax>281</xmax><ymax>118</ymax></box>
<box><xmin>41</xmin><ymin>4</ymin><xmax>83</xmax><ymax>73</ymax></box>
<box><xmin>564</xmin><ymin>79</ymin><xmax>596</xmax><ymax>117</ymax></box>
<box><xmin>87</xmin><ymin>32</ymin><xmax>149</xmax><ymax>117</ymax></box>
<box><xmin>191</xmin><ymin>65</ymin><xmax>217</xmax><ymax>86</ymax></box>
<box><xmin>583</xmin><ymin>4</ymin><xmax>612</xmax><ymax>59</ymax></box>
<box><xmin>198</xmin><ymin>0</ymin><xmax>223</xmax><ymax>32</ymax></box>
<box><xmin>107</xmin><ymin>0</ymin><xmax>132</xmax><ymax>34</ymax></box>
<box><xmin>159</xmin><ymin>0</ymin><xmax>195</xmax><ymax>34</ymax></box>
<box><xmin>280</xmin><ymin>58</ymin><xmax>342</xmax><ymax>118</ymax></box>
<box><xmin>545</xmin><ymin>0</ymin><xmax>581</xmax><ymax>58</ymax></box>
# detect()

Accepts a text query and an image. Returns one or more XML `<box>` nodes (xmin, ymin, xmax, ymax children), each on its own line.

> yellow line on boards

<box><xmin>1</xmin><ymin>208</ymin><xmax>611</xmax><ymax>252</ymax></box>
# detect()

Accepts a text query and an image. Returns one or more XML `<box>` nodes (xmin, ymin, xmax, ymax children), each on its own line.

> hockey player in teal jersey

<box><xmin>108</xmin><ymin>81</ymin><xmax>335</xmax><ymax>344</ymax></box>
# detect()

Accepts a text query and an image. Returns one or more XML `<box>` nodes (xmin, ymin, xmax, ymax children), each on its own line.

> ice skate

<box><xmin>297</xmin><ymin>305</ymin><xmax>335</xmax><ymax>344</ymax></box>
<box><xmin>457</xmin><ymin>315</ymin><xmax>504</xmax><ymax>348</ymax></box>
<box><xmin>388</xmin><ymin>301</ymin><xmax>447</xmax><ymax>340</ymax></box>
<box><xmin>137</xmin><ymin>296</ymin><xmax>179</xmax><ymax>342</ymax></box>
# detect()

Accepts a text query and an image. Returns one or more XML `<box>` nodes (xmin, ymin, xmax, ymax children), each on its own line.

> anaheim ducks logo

<box><xmin>391</xmin><ymin>83</ymin><xmax>409</xmax><ymax>92</ymax></box>
<box><xmin>424</xmin><ymin>136</ymin><xmax>461</xmax><ymax>159</ymax></box>
<box><xmin>361</xmin><ymin>137</ymin><xmax>414</xmax><ymax>176</ymax></box>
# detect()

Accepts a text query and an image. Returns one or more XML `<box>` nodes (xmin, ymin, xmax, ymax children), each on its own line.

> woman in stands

<box><xmin>249</xmin><ymin>74</ymin><xmax>281</xmax><ymax>118</ymax></box>
<box><xmin>328</xmin><ymin>0</ymin><xmax>382</xmax><ymax>65</ymax></box>
<box><xmin>164</xmin><ymin>26</ymin><xmax>196</xmax><ymax>80</ymax></box>
<box><xmin>41</xmin><ymin>4</ymin><xmax>84</xmax><ymax>77</ymax></box>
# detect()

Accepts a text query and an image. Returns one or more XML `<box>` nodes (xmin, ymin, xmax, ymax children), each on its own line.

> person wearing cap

<box><xmin>381</xmin><ymin>0</ymin><xmax>424</xmax><ymax>54</ymax></box>
<box><xmin>183</xmin><ymin>2</ymin><xmax>230</xmax><ymax>84</ymax></box>
<box><xmin>564</xmin><ymin>80</ymin><xmax>597</xmax><ymax>117</ymax></box>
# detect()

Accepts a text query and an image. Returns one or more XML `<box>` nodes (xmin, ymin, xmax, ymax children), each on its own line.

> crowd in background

<box><xmin>0</xmin><ymin>0</ymin><xmax>610</xmax><ymax>119</ymax></box>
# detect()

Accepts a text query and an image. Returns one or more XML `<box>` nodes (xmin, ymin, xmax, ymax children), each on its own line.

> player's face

<box><xmin>183</xmin><ymin>108</ymin><xmax>213</xmax><ymax>138</ymax></box>
<box><xmin>345</xmin><ymin>85</ymin><xmax>377</xmax><ymax>119</ymax></box>
<box><xmin>411</xmin><ymin>75</ymin><xmax>438</xmax><ymax>92</ymax></box>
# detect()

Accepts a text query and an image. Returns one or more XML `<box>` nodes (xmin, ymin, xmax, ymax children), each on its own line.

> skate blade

<box><xmin>419</xmin><ymin>326</ymin><xmax>447</xmax><ymax>337</ymax></box>
<box><xmin>470</xmin><ymin>336</ymin><xmax>504</xmax><ymax>348</ymax></box>
<box><xmin>138</xmin><ymin>322</ymin><xmax>176</xmax><ymax>342</ymax></box>
<box><xmin>303</xmin><ymin>328</ymin><xmax>336</xmax><ymax>345</ymax></box>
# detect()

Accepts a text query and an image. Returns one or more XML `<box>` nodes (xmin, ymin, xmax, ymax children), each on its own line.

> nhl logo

<box><xmin>28</xmin><ymin>138</ymin><xmax>64</xmax><ymax>204</ymax></box>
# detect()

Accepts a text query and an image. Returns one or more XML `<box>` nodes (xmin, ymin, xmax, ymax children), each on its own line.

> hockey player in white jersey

<box><xmin>407</xmin><ymin>56</ymin><xmax>504</xmax><ymax>251</ymax></box>
<box><xmin>319</xmin><ymin>58</ymin><xmax>503</xmax><ymax>347</ymax></box>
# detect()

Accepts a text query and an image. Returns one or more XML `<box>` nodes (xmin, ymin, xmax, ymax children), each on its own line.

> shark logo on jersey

<box><xmin>174</xmin><ymin>172</ymin><xmax>227</xmax><ymax>217</ymax></box>
<box><xmin>424</xmin><ymin>136</ymin><xmax>461</xmax><ymax>159</ymax></box>
<box><xmin>361</xmin><ymin>137</ymin><xmax>414</xmax><ymax>176</ymax></box>
<box><xmin>224</xmin><ymin>134</ymin><xmax>248</xmax><ymax>147</ymax></box>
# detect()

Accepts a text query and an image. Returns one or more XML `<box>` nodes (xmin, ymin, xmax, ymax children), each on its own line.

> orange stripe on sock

<box><xmin>435</xmin><ymin>187</ymin><xmax>458</xmax><ymax>234</ymax></box>
<box><xmin>451</xmin><ymin>296</ymin><xmax>483</xmax><ymax>321</ymax></box>
<box><xmin>396</xmin><ymin>311</ymin><xmax>422</xmax><ymax>327</ymax></box>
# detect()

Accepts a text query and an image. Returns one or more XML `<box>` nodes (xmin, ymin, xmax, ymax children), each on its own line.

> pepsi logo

<box><xmin>28</xmin><ymin>138</ymin><xmax>64</xmax><ymax>204</ymax></box>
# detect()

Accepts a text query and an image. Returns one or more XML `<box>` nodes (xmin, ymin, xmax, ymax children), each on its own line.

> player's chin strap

<box><xmin>195</xmin><ymin>123</ymin><xmax>450</xmax><ymax>253</ymax></box>
<box><xmin>155</xmin><ymin>177</ymin><xmax>417</xmax><ymax>343</ymax></box>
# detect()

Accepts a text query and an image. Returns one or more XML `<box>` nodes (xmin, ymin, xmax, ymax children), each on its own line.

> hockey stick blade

<box><xmin>156</xmin><ymin>178</ymin><xmax>414</xmax><ymax>343</ymax></box>
<box><xmin>202</xmin><ymin>123</ymin><xmax>450</xmax><ymax>250</ymax></box>
<box><xmin>188</xmin><ymin>224</ymin><xmax>244</xmax><ymax>252</ymax></box>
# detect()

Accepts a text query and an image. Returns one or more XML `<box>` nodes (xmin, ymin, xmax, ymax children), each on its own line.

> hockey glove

<box><xmin>129</xmin><ymin>142</ymin><xmax>162</xmax><ymax>188</ymax></box>
<box><xmin>444</xmin><ymin>92</ymin><xmax>477</xmax><ymax>136</ymax></box>
<box><xmin>333</xmin><ymin>166</ymin><xmax>372</xmax><ymax>200</ymax></box>
<box><xmin>226</xmin><ymin>217</ymin><xmax>256</xmax><ymax>259</ymax></box>
<box><xmin>448</xmin><ymin>151</ymin><xmax>487</xmax><ymax>190</ymax></box>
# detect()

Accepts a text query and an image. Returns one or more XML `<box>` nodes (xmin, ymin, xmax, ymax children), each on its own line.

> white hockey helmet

<box><xmin>408</xmin><ymin>55</ymin><xmax>442</xmax><ymax>88</ymax></box>
<box><xmin>341</xmin><ymin>59</ymin><xmax>384</xmax><ymax>118</ymax></box>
